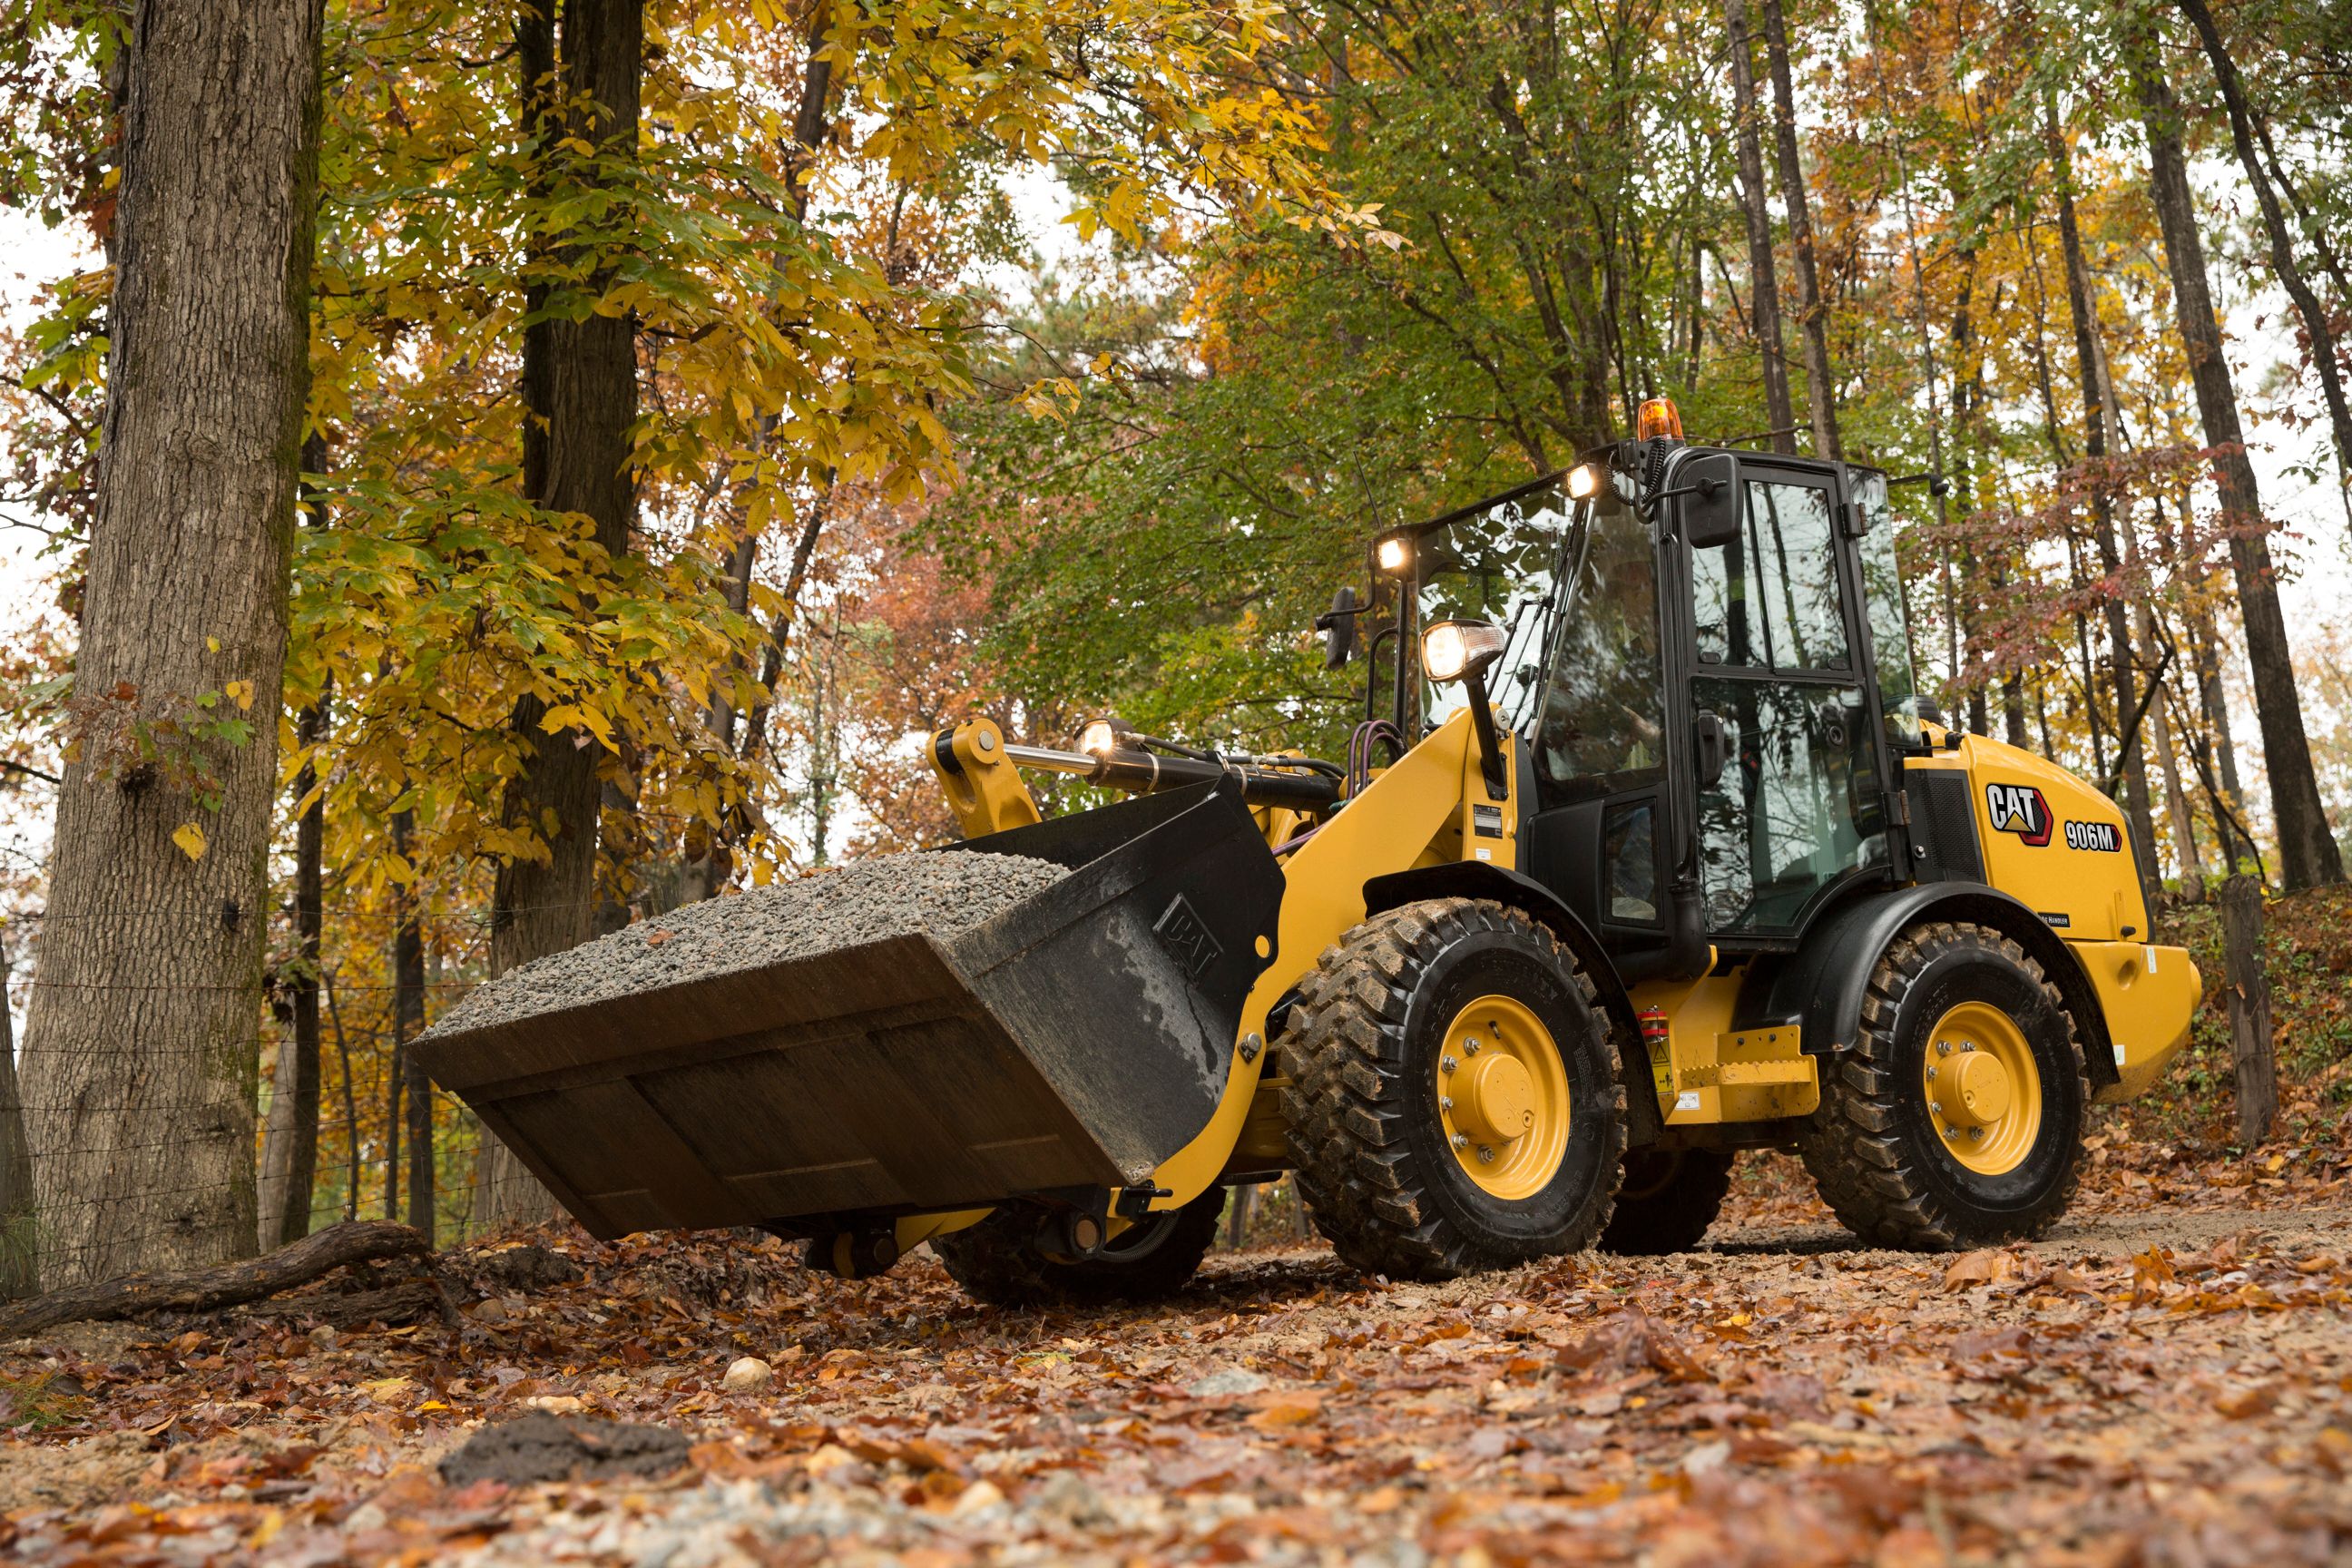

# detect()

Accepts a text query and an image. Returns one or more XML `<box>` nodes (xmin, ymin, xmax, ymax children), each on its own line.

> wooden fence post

<box><xmin>2220</xmin><ymin>875</ymin><xmax>2277</xmax><ymax>1144</ymax></box>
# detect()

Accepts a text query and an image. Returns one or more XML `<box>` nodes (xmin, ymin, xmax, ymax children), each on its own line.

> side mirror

<box><xmin>1692</xmin><ymin>709</ymin><xmax>1733</xmax><ymax>789</ymax></box>
<box><xmin>1678</xmin><ymin>453</ymin><xmax>1740</xmax><ymax>550</ymax></box>
<box><xmin>1316</xmin><ymin>585</ymin><xmax>1360</xmax><ymax>670</ymax></box>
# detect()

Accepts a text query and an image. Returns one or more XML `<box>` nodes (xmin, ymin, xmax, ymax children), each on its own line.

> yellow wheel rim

<box><xmin>1436</xmin><ymin>995</ymin><xmax>1571</xmax><ymax>1200</ymax></box>
<box><xmin>1921</xmin><ymin>1001</ymin><xmax>2043</xmax><ymax>1176</ymax></box>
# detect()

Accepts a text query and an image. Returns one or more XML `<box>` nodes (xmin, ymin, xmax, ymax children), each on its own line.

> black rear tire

<box><xmin>1798</xmin><ymin>920</ymin><xmax>2086</xmax><ymax>1250</ymax></box>
<box><xmin>927</xmin><ymin>1187</ymin><xmax>1227</xmax><ymax>1307</ymax></box>
<box><xmin>1598</xmin><ymin>1147</ymin><xmax>1734</xmax><ymax>1254</ymax></box>
<box><xmin>1281</xmin><ymin>898</ymin><xmax>1626</xmax><ymax>1280</ymax></box>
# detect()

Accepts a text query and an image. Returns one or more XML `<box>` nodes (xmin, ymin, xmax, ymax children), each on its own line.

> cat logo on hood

<box><xmin>1985</xmin><ymin>782</ymin><xmax>2053</xmax><ymax>847</ymax></box>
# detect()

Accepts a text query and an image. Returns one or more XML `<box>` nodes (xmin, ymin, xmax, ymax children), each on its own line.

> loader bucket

<box><xmin>411</xmin><ymin>777</ymin><xmax>1282</xmax><ymax>1240</ymax></box>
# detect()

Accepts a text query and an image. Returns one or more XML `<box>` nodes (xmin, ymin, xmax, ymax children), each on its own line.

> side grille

<box><xmin>1906</xmin><ymin>769</ymin><xmax>1984</xmax><ymax>883</ymax></box>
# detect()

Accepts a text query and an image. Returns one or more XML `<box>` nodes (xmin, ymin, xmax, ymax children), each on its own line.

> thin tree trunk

<box><xmin>2132</xmin><ymin>47</ymin><xmax>2343</xmax><ymax>889</ymax></box>
<box><xmin>382</xmin><ymin>1043</ymin><xmax>401</xmax><ymax>1222</ymax></box>
<box><xmin>328</xmin><ymin>974</ymin><xmax>358</xmax><ymax>1221</ymax></box>
<box><xmin>1758</xmin><ymin>0</ymin><xmax>1840</xmax><ymax>459</ymax></box>
<box><xmin>273</xmin><ymin>432</ymin><xmax>331</xmax><ymax>1245</ymax></box>
<box><xmin>477</xmin><ymin>0</ymin><xmax>645</xmax><ymax>1229</ymax></box>
<box><xmin>2220</xmin><ymin>876</ymin><xmax>2277</xmax><ymax>1142</ymax></box>
<box><xmin>257</xmin><ymin>662</ymin><xmax>326</xmax><ymax>1250</ymax></box>
<box><xmin>2047</xmin><ymin>95</ymin><xmax>2161</xmax><ymax>906</ymax></box>
<box><xmin>15</xmin><ymin>0</ymin><xmax>322</xmax><ymax>1289</ymax></box>
<box><xmin>1722</xmin><ymin>0</ymin><xmax>1795</xmax><ymax>452</ymax></box>
<box><xmin>391</xmin><ymin>808</ymin><xmax>428</xmax><ymax>1241</ymax></box>
<box><xmin>0</xmin><ymin>953</ymin><xmax>34</xmax><ymax>1298</ymax></box>
<box><xmin>2173</xmin><ymin>0</ymin><xmax>2352</xmax><ymax>506</ymax></box>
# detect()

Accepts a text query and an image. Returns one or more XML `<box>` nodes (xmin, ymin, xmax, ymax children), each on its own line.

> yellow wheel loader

<box><xmin>415</xmin><ymin>406</ymin><xmax>2201</xmax><ymax>1301</ymax></box>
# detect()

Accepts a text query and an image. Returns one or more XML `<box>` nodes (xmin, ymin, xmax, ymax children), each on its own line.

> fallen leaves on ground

<box><xmin>0</xmin><ymin>1158</ymin><xmax>2347</xmax><ymax>1566</ymax></box>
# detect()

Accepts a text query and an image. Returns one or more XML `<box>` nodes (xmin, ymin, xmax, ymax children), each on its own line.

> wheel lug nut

<box><xmin>1464</xmin><ymin>1040</ymin><xmax>1481</xmax><ymax>1055</ymax></box>
<box><xmin>1442</xmin><ymin>1055</ymin><xmax>1458</xmax><ymax>1074</ymax></box>
<box><xmin>1451</xmin><ymin>1132</ymin><xmax>1469</xmax><ymax>1150</ymax></box>
<box><xmin>1926</xmin><ymin>1067</ymin><xmax>1936</xmax><ymax>1081</ymax></box>
<box><xmin>1440</xmin><ymin>1095</ymin><xmax>1455</xmax><ymax>1111</ymax></box>
<box><xmin>1937</xmin><ymin>1041</ymin><xmax>1952</xmax><ymax>1055</ymax></box>
<box><xmin>1477</xmin><ymin>1146</ymin><xmax>1495</xmax><ymax>1163</ymax></box>
<box><xmin>1969</xmin><ymin>1127</ymin><xmax>1984</xmax><ymax>1141</ymax></box>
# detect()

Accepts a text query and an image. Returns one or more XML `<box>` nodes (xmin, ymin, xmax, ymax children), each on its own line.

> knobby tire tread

<box><xmin>1797</xmin><ymin>920</ymin><xmax>2086</xmax><ymax>1250</ymax></box>
<box><xmin>1280</xmin><ymin>899</ymin><xmax>1626</xmax><ymax>1280</ymax></box>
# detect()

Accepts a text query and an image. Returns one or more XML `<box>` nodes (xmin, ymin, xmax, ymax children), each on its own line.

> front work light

<box><xmin>1636</xmin><ymin>397</ymin><xmax>1684</xmax><ymax>442</ymax></box>
<box><xmin>1565</xmin><ymin>463</ymin><xmax>1604</xmax><ymax>501</ymax></box>
<box><xmin>1079</xmin><ymin>718</ymin><xmax>1128</xmax><ymax>756</ymax></box>
<box><xmin>1422</xmin><ymin>620</ymin><xmax>1509</xmax><ymax>684</ymax></box>
<box><xmin>1375</xmin><ymin>534</ymin><xmax>1414</xmax><ymax>574</ymax></box>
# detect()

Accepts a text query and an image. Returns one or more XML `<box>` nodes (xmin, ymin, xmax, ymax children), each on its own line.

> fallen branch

<box><xmin>247</xmin><ymin>1276</ymin><xmax>456</xmax><ymax>1331</ymax></box>
<box><xmin>0</xmin><ymin>1220</ymin><xmax>432</xmax><ymax>1340</ymax></box>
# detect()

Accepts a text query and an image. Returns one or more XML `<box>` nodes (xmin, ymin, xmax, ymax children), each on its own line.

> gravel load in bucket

<box><xmin>423</xmin><ymin>849</ymin><xmax>1068</xmax><ymax>1038</ymax></box>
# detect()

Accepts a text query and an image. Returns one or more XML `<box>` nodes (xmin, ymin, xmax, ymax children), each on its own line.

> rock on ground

<box><xmin>423</xmin><ymin>850</ymin><xmax>1068</xmax><ymax>1036</ymax></box>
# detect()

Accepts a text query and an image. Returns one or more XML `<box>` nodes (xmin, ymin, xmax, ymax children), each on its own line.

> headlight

<box><xmin>1566</xmin><ymin>463</ymin><xmax>1604</xmax><ymax>501</ymax></box>
<box><xmin>1375</xmin><ymin>534</ymin><xmax>1413</xmax><ymax>574</ymax></box>
<box><xmin>1422</xmin><ymin>620</ymin><xmax>1508</xmax><ymax>684</ymax></box>
<box><xmin>1079</xmin><ymin>719</ymin><xmax>1122</xmax><ymax>756</ymax></box>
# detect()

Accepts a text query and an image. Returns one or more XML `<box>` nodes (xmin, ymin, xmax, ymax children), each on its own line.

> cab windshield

<box><xmin>1416</xmin><ymin>482</ymin><xmax>1569</xmax><ymax>733</ymax></box>
<box><xmin>1531</xmin><ymin>484</ymin><xmax>1665</xmax><ymax>801</ymax></box>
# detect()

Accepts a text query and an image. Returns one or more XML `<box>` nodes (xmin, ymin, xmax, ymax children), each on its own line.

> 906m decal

<box><xmin>2063</xmin><ymin>819</ymin><xmax>2121</xmax><ymax>852</ymax></box>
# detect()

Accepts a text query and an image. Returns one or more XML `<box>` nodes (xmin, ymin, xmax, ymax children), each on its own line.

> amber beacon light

<box><xmin>1636</xmin><ymin>397</ymin><xmax>1684</xmax><ymax>441</ymax></box>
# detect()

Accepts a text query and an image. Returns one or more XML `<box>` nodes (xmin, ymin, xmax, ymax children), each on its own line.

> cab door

<box><xmin>1678</xmin><ymin>460</ymin><xmax>1893</xmax><ymax>943</ymax></box>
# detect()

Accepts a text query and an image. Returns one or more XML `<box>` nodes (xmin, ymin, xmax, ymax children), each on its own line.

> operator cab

<box><xmin>1387</xmin><ymin>404</ymin><xmax>1928</xmax><ymax>980</ymax></box>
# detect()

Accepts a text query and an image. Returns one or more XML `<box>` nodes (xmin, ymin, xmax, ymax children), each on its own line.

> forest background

<box><xmin>0</xmin><ymin>0</ymin><xmax>2347</xmax><ymax>1289</ymax></box>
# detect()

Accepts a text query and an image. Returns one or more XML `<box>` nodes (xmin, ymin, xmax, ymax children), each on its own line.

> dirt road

<box><xmin>3</xmin><ymin>1158</ymin><xmax>2347</xmax><ymax>1565</ymax></box>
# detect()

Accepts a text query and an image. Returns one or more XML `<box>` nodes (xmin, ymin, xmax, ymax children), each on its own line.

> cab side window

<box><xmin>1692</xmin><ymin>481</ymin><xmax>1850</xmax><ymax>672</ymax></box>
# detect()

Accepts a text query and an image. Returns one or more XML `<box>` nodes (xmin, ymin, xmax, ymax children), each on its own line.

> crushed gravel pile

<box><xmin>425</xmin><ymin>850</ymin><xmax>1067</xmax><ymax>1037</ymax></box>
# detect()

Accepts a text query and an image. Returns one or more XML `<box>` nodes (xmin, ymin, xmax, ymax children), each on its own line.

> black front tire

<box><xmin>928</xmin><ymin>1187</ymin><xmax>1227</xmax><ymax>1307</ymax></box>
<box><xmin>1798</xmin><ymin>920</ymin><xmax>2087</xmax><ymax>1250</ymax></box>
<box><xmin>1599</xmin><ymin>1147</ymin><xmax>1734</xmax><ymax>1254</ymax></box>
<box><xmin>1282</xmin><ymin>898</ymin><xmax>1627</xmax><ymax>1280</ymax></box>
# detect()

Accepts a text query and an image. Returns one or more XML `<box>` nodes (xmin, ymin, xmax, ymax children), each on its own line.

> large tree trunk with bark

<box><xmin>475</xmin><ymin>0</ymin><xmax>643</xmax><ymax>1230</ymax></box>
<box><xmin>1757</xmin><ymin>0</ymin><xmax>1840</xmax><ymax>460</ymax></box>
<box><xmin>1722</xmin><ymin>0</ymin><xmax>1795</xmax><ymax>453</ymax></box>
<box><xmin>2132</xmin><ymin>48</ymin><xmax>2343</xmax><ymax>890</ymax></box>
<box><xmin>15</xmin><ymin>0</ymin><xmax>321</xmax><ymax>1290</ymax></box>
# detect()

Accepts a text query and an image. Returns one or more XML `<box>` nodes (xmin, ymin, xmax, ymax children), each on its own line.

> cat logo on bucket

<box><xmin>1985</xmin><ymin>782</ymin><xmax>2053</xmax><ymax>846</ymax></box>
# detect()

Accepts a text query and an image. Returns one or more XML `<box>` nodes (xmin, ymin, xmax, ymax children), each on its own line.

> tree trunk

<box><xmin>263</xmin><ymin>429</ymin><xmax>332</xmax><ymax>1248</ymax></box>
<box><xmin>1722</xmin><ymin>0</ymin><xmax>1795</xmax><ymax>453</ymax></box>
<box><xmin>2219</xmin><ymin>875</ymin><xmax>2276</xmax><ymax>1144</ymax></box>
<box><xmin>475</xmin><ymin>0</ymin><xmax>643</xmax><ymax>1230</ymax></box>
<box><xmin>391</xmin><ymin>810</ymin><xmax>431</xmax><ymax>1240</ymax></box>
<box><xmin>2173</xmin><ymin>0</ymin><xmax>2352</xmax><ymax>506</ymax></box>
<box><xmin>0</xmin><ymin>954</ymin><xmax>34</xmax><ymax>1298</ymax></box>
<box><xmin>15</xmin><ymin>0</ymin><xmax>321</xmax><ymax>1289</ymax></box>
<box><xmin>255</xmin><ymin>671</ymin><xmax>325</xmax><ymax>1250</ymax></box>
<box><xmin>1758</xmin><ymin>0</ymin><xmax>1840</xmax><ymax>459</ymax></box>
<box><xmin>2132</xmin><ymin>49</ymin><xmax>2343</xmax><ymax>889</ymax></box>
<box><xmin>2047</xmin><ymin>95</ymin><xmax>2161</xmax><ymax>907</ymax></box>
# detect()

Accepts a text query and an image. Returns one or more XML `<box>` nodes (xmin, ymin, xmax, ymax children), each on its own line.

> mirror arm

<box><xmin>1643</xmin><ymin>476</ymin><xmax>1725</xmax><ymax>508</ymax></box>
<box><xmin>1463</xmin><ymin>667</ymin><xmax>1509</xmax><ymax>801</ymax></box>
